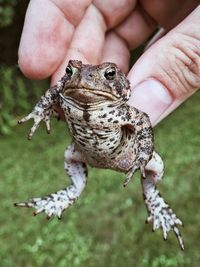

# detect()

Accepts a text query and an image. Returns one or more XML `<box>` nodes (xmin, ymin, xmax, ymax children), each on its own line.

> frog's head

<box><xmin>61</xmin><ymin>60</ymin><xmax>131</xmax><ymax>103</ymax></box>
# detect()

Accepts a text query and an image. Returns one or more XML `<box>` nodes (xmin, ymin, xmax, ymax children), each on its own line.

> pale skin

<box><xmin>18</xmin><ymin>0</ymin><xmax>200</xmax><ymax>125</ymax></box>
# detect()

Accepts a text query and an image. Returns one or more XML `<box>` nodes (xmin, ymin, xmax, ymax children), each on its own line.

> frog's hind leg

<box><xmin>142</xmin><ymin>151</ymin><xmax>184</xmax><ymax>250</ymax></box>
<box><xmin>15</xmin><ymin>143</ymin><xmax>87</xmax><ymax>219</ymax></box>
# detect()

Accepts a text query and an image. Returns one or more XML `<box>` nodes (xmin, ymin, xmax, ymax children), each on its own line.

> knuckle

<box><xmin>170</xmin><ymin>33</ymin><xmax>200</xmax><ymax>95</ymax></box>
<box><xmin>158</xmin><ymin>33</ymin><xmax>200</xmax><ymax>99</ymax></box>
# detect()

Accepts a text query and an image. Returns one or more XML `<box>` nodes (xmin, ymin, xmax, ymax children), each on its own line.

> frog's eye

<box><xmin>65</xmin><ymin>65</ymin><xmax>73</xmax><ymax>77</ymax></box>
<box><xmin>104</xmin><ymin>67</ymin><xmax>116</xmax><ymax>80</ymax></box>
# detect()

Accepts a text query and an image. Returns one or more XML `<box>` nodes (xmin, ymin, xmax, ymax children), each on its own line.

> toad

<box><xmin>15</xmin><ymin>60</ymin><xmax>184</xmax><ymax>249</ymax></box>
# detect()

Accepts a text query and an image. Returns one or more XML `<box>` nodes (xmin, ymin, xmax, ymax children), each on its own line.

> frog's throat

<box><xmin>59</xmin><ymin>93</ymin><xmax>124</xmax><ymax>111</ymax></box>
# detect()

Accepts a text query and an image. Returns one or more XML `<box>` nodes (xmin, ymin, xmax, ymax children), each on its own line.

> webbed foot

<box><xmin>144</xmin><ymin>190</ymin><xmax>184</xmax><ymax>250</ymax></box>
<box><xmin>141</xmin><ymin>151</ymin><xmax>184</xmax><ymax>249</ymax></box>
<box><xmin>14</xmin><ymin>188</ymin><xmax>77</xmax><ymax>219</ymax></box>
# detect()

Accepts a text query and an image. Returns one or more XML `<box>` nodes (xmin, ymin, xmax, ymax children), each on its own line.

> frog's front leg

<box><xmin>18</xmin><ymin>83</ymin><xmax>62</xmax><ymax>139</ymax></box>
<box><xmin>15</xmin><ymin>144</ymin><xmax>87</xmax><ymax>219</ymax></box>
<box><xmin>142</xmin><ymin>151</ymin><xmax>184</xmax><ymax>250</ymax></box>
<box><xmin>123</xmin><ymin>108</ymin><xmax>154</xmax><ymax>186</ymax></box>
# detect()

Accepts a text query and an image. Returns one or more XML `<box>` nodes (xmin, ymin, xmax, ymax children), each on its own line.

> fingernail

<box><xmin>127</xmin><ymin>79</ymin><xmax>173</xmax><ymax>125</ymax></box>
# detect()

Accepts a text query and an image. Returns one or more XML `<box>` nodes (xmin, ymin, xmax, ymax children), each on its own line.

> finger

<box><xmin>51</xmin><ymin>4</ymin><xmax>107</xmax><ymax>83</ymax></box>
<box><xmin>52</xmin><ymin>1</ymin><xmax>139</xmax><ymax>83</ymax></box>
<box><xmin>127</xmin><ymin>6</ymin><xmax>200</xmax><ymax>126</ymax></box>
<box><xmin>101</xmin><ymin>31</ymin><xmax>130</xmax><ymax>74</ymax></box>
<box><xmin>93</xmin><ymin>0</ymin><xmax>136</xmax><ymax>29</ymax></box>
<box><xmin>101</xmin><ymin>5</ymin><xmax>157</xmax><ymax>73</ymax></box>
<box><xmin>152</xmin><ymin>95</ymin><xmax>196</xmax><ymax>125</ymax></box>
<box><xmin>145</xmin><ymin>28</ymin><xmax>166</xmax><ymax>50</ymax></box>
<box><xmin>140</xmin><ymin>0</ymin><xmax>199</xmax><ymax>30</ymax></box>
<box><xmin>18</xmin><ymin>0</ymin><xmax>91</xmax><ymax>79</ymax></box>
<box><xmin>115</xmin><ymin>4</ymin><xmax>157</xmax><ymax>49</ymax></box>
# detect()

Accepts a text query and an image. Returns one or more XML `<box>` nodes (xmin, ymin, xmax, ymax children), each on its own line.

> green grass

<box><xmin>1</xmin><ymin>91</ymin><xmax>200</xmax><ymax>267</ymax></box>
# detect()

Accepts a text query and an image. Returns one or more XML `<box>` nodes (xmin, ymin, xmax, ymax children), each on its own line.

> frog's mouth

<box><xmin>62</xmin><ymin>88</ymin><xmax>118</xmax><ymax>103</ymax></box>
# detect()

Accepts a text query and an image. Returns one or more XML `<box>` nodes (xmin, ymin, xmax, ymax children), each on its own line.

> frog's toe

<box><xmin>159</xmin><ymin>208</ymin><xmax>184</xmax><ymax>250</ymax></box>
<box><xmin>123</xmin><ymin>166</ymin><xmax>138</xmax><ymax>187</ymax></box>
<box><xmin>18</xmin><ymin>114</ymin><xmax>32</xmax><ymax>124</ymax></box>
<box><xmin>15</xmin><ymin>198</ymin><xmax>47</xmax><ymax>215</ymax></box>
<box><xmin>14</xmin><ymin>195</ymin><xmax>70</xmax><ymax>219</ymax></box>
<box><xmin>146</xmin><ymin>203</ymin><xmax>184</xmax><ymax>250</ymax></box>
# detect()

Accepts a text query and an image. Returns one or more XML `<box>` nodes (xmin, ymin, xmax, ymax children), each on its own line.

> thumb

<box><xmin>127</xmin><ymin>6</ymin><xmax>200</xmax><ymax>126</ymax></box>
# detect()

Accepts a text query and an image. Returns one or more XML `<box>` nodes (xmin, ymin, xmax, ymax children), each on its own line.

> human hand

<box><xmin>18</xmin><ymin>0</ymin><xmax>200</xmax><ymax>125</ymax></box>
<box><xmin>127</xmin><ymin>2</ymin><xmax>200</xmax><ymax>125</ymax></box>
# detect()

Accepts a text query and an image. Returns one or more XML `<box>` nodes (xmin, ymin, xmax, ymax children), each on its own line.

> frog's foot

<box><xmin>144</xmin><ymin>189</ymin><xmax>184</xmax><ymax>250</ymax></box>
<box><xmin>18</xmin><ymin>108</ymin><xmax>52</xmax><ymax>140</ymax></box>
<box><xmin>14</xmin><ymin>187</ymin><xmax>78</xmax><ymax>219</ymax></box>
<box><xmin>123</xmin><ymin>166</ymin><xmax>137</xmax><ymax>187</ymax></box>
<box><xmin>142</xmin><ymin>151</ymin><xmax>184</xmax><ymax>249</ymax></box>
<box><xmin>15</xmin><ymin>144</ymin><xmax>88</xmax><ymax>219</ymax></box>
<box><xmin>123</xmin><ymin>163</ymin><xmax>146</xmax><ymax>187</ymax></box>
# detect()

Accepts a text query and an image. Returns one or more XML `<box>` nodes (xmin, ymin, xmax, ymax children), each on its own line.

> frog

<box><xmin>15</xmin><ymin>60</ymin><xmax>184</xmax><ymax>250</ymax></box>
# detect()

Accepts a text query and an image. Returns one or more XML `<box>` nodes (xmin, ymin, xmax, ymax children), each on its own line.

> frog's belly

<box><xmin>71</xmin><ymin>124</ymin><xmax>122</xmax><ymax>156</ymax></box>
<box><xmin>69</xmin><ymin>124</ymin><xmax>137</xmax><ymax>172</ymax></box>
<box><xmin>82</xmin><ymin>148</ymin><xmax>137</xmax><ymax>173</ymax></box>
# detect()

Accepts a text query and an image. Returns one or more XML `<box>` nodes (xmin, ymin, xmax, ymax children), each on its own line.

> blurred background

<box><xmin>0</xmin><ymin>1</ymin><xmax>200</xmax><ymax>267</ymax></box>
